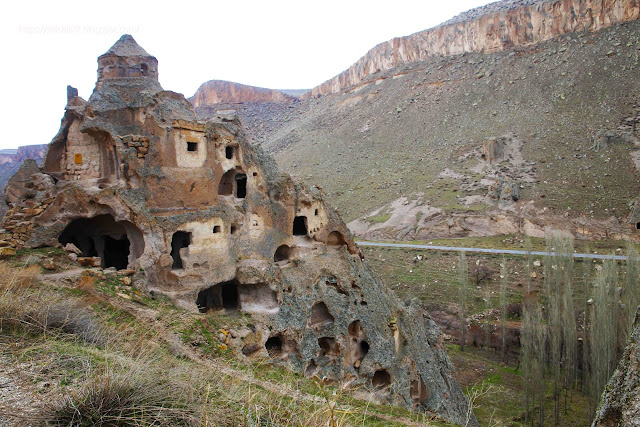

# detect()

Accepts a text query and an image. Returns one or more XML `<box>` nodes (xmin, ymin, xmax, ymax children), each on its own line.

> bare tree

<box><xmin>501</xmin><ymin>258</ymin><xmax>508</xmax><ymax>362</ymax></box>
<box><xmin>459</xmin><ymin>251</ymin><xmax>468</xmax><ymax>352</ymax></box>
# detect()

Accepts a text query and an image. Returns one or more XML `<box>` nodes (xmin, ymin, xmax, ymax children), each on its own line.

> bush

<box><xmin>49</xmin><ymin>362</ymin><xmax>200</xmax><ymax>426</ymax></box>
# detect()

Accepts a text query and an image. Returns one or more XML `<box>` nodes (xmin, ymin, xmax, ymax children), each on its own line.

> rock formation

<box><xmin>2</xmin><ymin>35</ymin><xmax>475</xmax><ymax>425</ymax></box>
<box><xmin>310</xmin><ymin>0</ymin><xmax>640</xmax><ymax>97</ymax></box>
<box><xmin>592</xmin><ymin>307</ymin><xmax>640</xmax><ymax>426</ymax></box>
<box><xmin>0</xmin><ymin>144</ymin><xmax>48</xmax><ymax>219</ymax></box>
<box><xmin>190</xmin><ymin>80</ymin><xmax>297</xmax><ymax>108</ymax></box>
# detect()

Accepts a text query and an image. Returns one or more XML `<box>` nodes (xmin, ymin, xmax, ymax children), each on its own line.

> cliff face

<box><xmin>0</xmin><ymin>145</ymin><xmax>47</xmax><ymax>165</ymax></box>
<box><xmin>190</xmin><ymin>80</ymin><xmax>297</xmax><ymax>108</ymax></box>
<box><xmin>310</xmin><ymin>0</ymin><xmax>640</xmax><ymax>97</ymax></box>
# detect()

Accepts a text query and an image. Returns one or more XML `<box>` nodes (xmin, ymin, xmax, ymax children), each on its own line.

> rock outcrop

<box><xmin>0</xmin><ymin>144</ymin><xmax>48</xmax><ymax>219</ymax></box>
<box><xmin>3</xmin><ymin>34</ymin><xmax>475</xmax><ymax>425</ymax></box>
<box><xmin>310</xmin><ymin>0</ymin><xmax>640</xmax><ymax>97</ymax></box>
<box><xmin>190</xmin><ymin>80</ymin><xmax>298</xmax><ymax>108</ymax></box>
<box><xmin>592</xmin><ymin>307</ymin><xmax>640</xmax><ymax>426</ymax></box>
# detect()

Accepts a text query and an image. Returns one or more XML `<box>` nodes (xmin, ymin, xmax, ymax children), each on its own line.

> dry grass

<box><xmin>0</xmin><ymin>262</ymin><xmax>41</xmax><ymax>333</ymax></box>
<box><xmin>0</xmin><ymin>261</ymin><xmax>422</xmax><ymax>427</ymax></box>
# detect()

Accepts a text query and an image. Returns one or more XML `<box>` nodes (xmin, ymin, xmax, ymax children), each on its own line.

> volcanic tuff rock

<box><xmin>310</xmin><ymin>0</ymin><xmax>640</xmax><ymax>97</ymax></box>
<box><xmin>2</xmin><ymin>35</ymin><xmax>475</xmax><ymax>425</ymax></box>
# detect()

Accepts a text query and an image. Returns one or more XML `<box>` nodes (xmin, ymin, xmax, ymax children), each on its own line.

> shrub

<box><xmin>49</xmin><ymin>361</ymin><xmax>200</xmax><ymax>426</ymax></box>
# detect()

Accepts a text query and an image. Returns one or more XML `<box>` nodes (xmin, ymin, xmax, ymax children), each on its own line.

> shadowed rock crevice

<box><xmin>310</xmin><ymin>302</ymin><xmax>334</xmax><ymax>328</ymax></box>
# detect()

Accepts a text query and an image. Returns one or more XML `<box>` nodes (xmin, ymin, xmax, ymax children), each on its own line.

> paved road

<box><xmin>358</xmin><ymin>241</ymin><xmax>629</xmax><ymax>261</ymax></box>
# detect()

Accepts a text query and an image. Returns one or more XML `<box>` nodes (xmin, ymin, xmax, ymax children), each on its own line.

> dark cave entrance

<box><xmin>102</xmin><ymin>235</ymin><xmax>130</xmax><ymax>270</ymax></box>
<box><xmin>58</xmin><ymin>214</ymin><xmax>141</xmax><ymax>270</ymax></box>
<box><xmin>235</xmin><ymin>174</ymin><xmax>247</xmax><ymax>198</ymax></box>
<box><xmin>170</xmin><ymin>231</ymin><xmax>191</xmax><ymax>269</ymax></box>
<box><xmin>196</xmin><ymin>280</ymin><xmax>239</xmax><ymax>313</ymax></box>
<box><xmin>265</xmin><ymin>334</ymin><xmax>283</xmax><ymax>357</ymax></box>
<box><xmin>293</xmin><ymin>216</ymin><xmax>308</xmax><ymax>236</ymax></box>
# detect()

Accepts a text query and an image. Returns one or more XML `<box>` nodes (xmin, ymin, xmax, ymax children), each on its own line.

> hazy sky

<box><xmin>1</xmin><ymin>0</ymin><xmax>494</xmax><ymax>150</ymax></box>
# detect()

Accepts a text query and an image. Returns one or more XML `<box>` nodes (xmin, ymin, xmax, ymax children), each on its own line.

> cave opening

<box><xmin>372</xmin><ymin>370</ymin><xmax>391</xmax><ymax>390</ymax></box>
<box><xmin>274</xmin><ymin>245</ymin><xmax>293</xmax><ymax>262</ymax></box>
<box><xmin>235</xmin><ymin>174</ymin><xmax>247</xmax><ymax>198</ymax></box>
<box><xmin>293</xmin><ymin>216</ymin><xmax>308</xmax><ymax>236</ymax></box>
<box><xmin>58</xmin><ymin>214</ymin><xmax>140</xmax><ymax>270</ymax></box>
<box><xmin>170</xmin><ymin>231</ymin><xmax>191</xmax><ymax>269</ymax></box>
<box><xmin>102</xmin><ymin>235</ymin><xmax>130</xmax><ymax>270</ymax></box>
<box><xmin>195</xmin><ymin>280</ymin><xmax>239</xmax><ymax>313</ymax></box>
<box><xmin>265</xmin><ymin>334</ymin><xmax>283</xmax><ymax>357</ymax></box>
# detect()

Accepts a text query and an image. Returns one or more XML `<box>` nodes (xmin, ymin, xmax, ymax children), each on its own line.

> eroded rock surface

<box><xmin>593</xmin><ymin>307</ymin><xmax>640</xmax><ymax>426</ymax></box>
<box><xmin>311</xmin><ymin>0</ymin><xmax>640</xmax><ymax>97</ymax></box>
<box><xmin>3</xmin><ymin>34</ymin><xmax>475</xmax><ymax>425</ymax></box>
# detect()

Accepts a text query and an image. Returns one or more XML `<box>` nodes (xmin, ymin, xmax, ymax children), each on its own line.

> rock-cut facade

<box><xmin>3</xmin><ymin>35</ymin><xmax>475</xmax><ymax>425</ymax></box>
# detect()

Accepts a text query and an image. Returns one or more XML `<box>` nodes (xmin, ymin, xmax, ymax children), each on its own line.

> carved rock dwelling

<box><xmin>3</xmin><ymin>35</ymin><xmax>474</xmax><ymax>425</ymax></box>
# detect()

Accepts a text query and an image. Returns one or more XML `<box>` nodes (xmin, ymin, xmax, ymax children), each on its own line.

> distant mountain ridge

<box><xmin>0</xmin><ymin>145</ymin><xmax>47</xmax><ymax>166</ymax></box>
<box><xmin>189</xmin><ymin>80</ymin><xmax>299</xmax><ymax>108</ymax></box>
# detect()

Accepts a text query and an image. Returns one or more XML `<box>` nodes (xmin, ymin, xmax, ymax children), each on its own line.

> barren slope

<box><xmin>260</xmin><ymin>20</ymin><xmax>640</xmax><ymax>240</ymax></box>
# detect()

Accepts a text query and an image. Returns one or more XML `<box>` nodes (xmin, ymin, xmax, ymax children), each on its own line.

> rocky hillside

<box><xmin>251</xmin><ymin>16</ymin><xmax>640</xmax><ymax>241</ymax></box>
<box><xmin>0</xmin><ymin>145</ymin><xmax>47</xmax><ymax>218</ymax></box>
<box><xmin>190</xmin><ymin>81</ymin><xmax>304</xmax><ymax>146</ymax></box>
<box><xmin>310</xmin><ymin>0</ymin><xmax>639</xmax><ymax>97</ymax></box>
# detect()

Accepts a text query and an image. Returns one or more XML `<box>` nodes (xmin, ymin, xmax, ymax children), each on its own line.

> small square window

<box><xmin>187</xmin><ymin>142</ymin><xmax>198</xmax><ymax>152</ymax></box>
<box><xmin>213</xmin><ymin>225</ymin><xmax>221</xmax><ymax>233</ymax></box>
<box><xmin>225</xmin><ymin>146</ymin><xmax>233</xmax><ymax>159</ymax></box>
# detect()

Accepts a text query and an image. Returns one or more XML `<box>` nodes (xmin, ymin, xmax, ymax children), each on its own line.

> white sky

<box><xmin>0</xmin><ymin>0</ymin><xmax>493</xmax><ymax>150</ymax></box>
